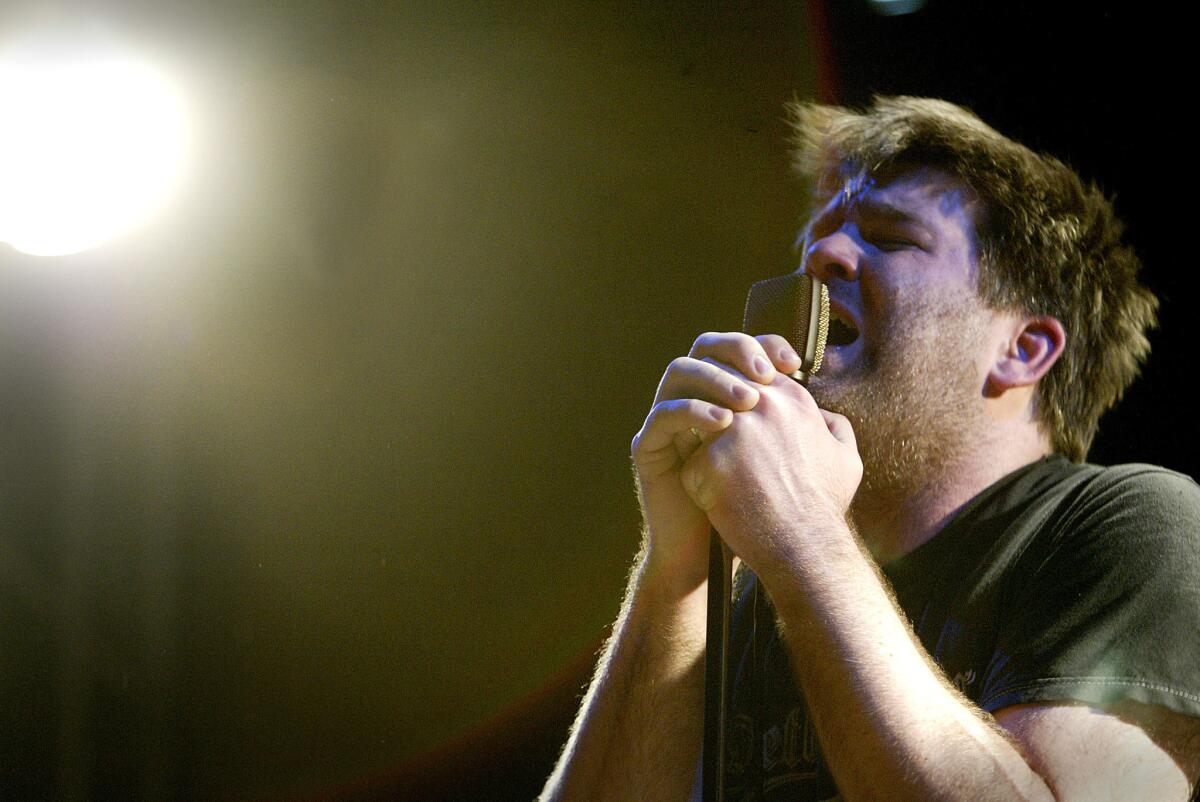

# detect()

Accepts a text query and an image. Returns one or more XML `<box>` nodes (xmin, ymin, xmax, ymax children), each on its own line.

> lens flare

<box><xmin>0</xmin><ymin>36</ymin><xmax>190</xmax><ymax>256</ymax></box>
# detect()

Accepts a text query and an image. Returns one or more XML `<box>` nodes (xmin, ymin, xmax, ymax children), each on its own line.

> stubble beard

<box><xmin>809</xmin><ymin>298</ymin><xmax>989</xmax><ymax>527</ymax></box>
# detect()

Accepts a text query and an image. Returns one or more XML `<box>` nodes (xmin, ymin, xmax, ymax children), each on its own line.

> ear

<box><xmin>986</xmin><ymin>315</ymin><xmax>1066</xmax><ymax>395</ymax></box>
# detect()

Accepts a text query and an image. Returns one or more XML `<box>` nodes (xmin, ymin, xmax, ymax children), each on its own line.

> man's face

<box><xmin>802</xmin><ymin>168</ymin><xmax>996</xmax><ymax>506</ymax></box>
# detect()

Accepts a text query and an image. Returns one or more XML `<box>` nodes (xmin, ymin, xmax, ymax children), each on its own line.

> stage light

<box><xmin>868</xmin><ymin>0</ymin><xmax>926</xmax><ymax>16</ymax></box>
<box><xmin>0</xmin><ymin>35</ymin><xmax>190</xmax><ymax>257</ymax></box>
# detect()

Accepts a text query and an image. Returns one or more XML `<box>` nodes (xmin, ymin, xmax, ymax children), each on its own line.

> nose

<box><xmin>804</xmin><ymin>230</ymin><xmax>861</xmax><ymax>284</ymax></box>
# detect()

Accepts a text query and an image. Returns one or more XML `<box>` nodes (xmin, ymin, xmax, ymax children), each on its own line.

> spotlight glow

<box><xmin>867</xmin><ymin>0</ymin><xmax>926</xmax><ymax>15</ymax></box>
<box><xmin>0</xmin><ymin>36</ymin><xmax>190</xmax><ymax>256</ymax></box>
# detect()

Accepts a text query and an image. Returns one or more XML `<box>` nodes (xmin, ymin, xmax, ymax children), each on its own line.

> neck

<box><xmin>852</xmin><ymin>426</ymin><xmax>1053</xmax><ymax>564</ymax></box>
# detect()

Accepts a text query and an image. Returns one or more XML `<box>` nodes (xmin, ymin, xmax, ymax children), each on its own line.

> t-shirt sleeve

<box><xmin>978</xmin><ymin>466</ymin><xmax>1200</xmax><ymax>717</ymax></box>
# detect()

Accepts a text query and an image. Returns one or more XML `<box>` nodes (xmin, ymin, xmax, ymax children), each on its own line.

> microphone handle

<box><xmin>702</xmin><ymin>531</ymin><xmax>732</xmax><ymax>802</ymax></box>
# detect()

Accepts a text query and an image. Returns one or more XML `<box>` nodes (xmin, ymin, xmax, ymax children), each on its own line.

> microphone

<box><xmin>742</xmin><ymin>272</ymin><xmax>829</xmax><ymax>383</ymax></box>
<box><xmin>702</xmin><ymin>272</ymin><xmax>829</xmax><ymax>802</ymax></box>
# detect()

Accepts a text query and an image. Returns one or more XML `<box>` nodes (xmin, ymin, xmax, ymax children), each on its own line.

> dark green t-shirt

<box><xmin>723</xmin><ymin>456</ymin><xmax>1200</xmax><ymax>801</ymax></box>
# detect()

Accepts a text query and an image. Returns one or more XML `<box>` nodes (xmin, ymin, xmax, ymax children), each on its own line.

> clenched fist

<box><xmin>632</xmin><ymin>332</ymin><xmax>862</xmax><ymax>589</ymax></box>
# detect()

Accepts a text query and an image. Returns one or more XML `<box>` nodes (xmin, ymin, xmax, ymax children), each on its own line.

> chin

<box><xmin>815</xmin><ymin>339</ymin><xmax>865</xmax><ymax>380</ymax></box>
<box><xmin>806</xmin><ymin>372</ymin><xmax>855</xmax><ymax>415</ymax></box>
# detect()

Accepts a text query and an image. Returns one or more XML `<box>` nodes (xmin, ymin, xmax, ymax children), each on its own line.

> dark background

<box><xmin>0</xmin><ymin>2</ymin><xmax>1191</xmax><ymax>800</ymax></box>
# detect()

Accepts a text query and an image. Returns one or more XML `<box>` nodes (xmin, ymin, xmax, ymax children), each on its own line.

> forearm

<box><xmin>540</xmin><ymin>549</ymin><xmax>708</xmax><ymax>802</ymax></box>
<box><xmin>762</xmin><ymin>520</ymin><xmax>1055</xmax><ymax>802</ymax></box>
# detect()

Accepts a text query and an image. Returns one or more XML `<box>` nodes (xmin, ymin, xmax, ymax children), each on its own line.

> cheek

<box><xmin>862</xmin><ymin>280</ymin><xmax>920</xmax><ymax>343</ymax></box>
<box><xmin>859</xmin><ymin>261</ymin><xmax>928</xmax><ymax>320</ymax></box>
<box><xmin>856</xmin><ymin>272</ymin><xmax>894</xmax><ymax>332</ymax></box>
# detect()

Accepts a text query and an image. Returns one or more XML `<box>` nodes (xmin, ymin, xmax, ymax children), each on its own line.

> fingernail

<box><xmin>781</xmin><ymin>346</ymin><xmax>799</xmax><ymax>363</ymax></box>
<box><xmin>731</xmin><ymin>383</ymin><xmax>754</xmax><ymax>402</ymax></box>
<box><xmin>753</xmin><ymin>355</ymin><xmax>772</xmax><ymax>377</ymax></box>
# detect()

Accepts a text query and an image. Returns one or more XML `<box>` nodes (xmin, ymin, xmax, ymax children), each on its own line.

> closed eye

<box><xmin>860</xmin><ymin>224</ymin><xmax>916</xmax><ymax>251</ymax></box>
<box><xmin>869</xmin><ymin>238</ymin><xmax>917</xmax><ymax>252</ymax></box>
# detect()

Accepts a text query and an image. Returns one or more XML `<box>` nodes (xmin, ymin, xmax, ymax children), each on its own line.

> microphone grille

<box><xmin>810</xmin><ymin>280</ymin><xmax>829</xmax><ymax>375</ymax></box>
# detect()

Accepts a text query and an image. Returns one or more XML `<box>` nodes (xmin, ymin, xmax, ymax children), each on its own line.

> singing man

<box><xmin>541</xmin><ymin>96</ymin><xmax>1200</xmax><ymax>801</ymax></box>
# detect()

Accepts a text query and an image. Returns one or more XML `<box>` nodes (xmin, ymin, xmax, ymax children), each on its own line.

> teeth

<box><xmin>827</xmin><ymin>307</ymin><xmax>859</xmax><ymax>346</ymax></box>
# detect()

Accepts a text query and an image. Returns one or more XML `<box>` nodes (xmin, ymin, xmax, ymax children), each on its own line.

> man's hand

<box><xmin>680</xmin><ymin>358</ymin><xmax>862</xmax><ymax>576</ymax></box>
<box><xmin>631</xmin><ymin>331</ymin><xmax>862</xmax><ymax>584</ymax></box>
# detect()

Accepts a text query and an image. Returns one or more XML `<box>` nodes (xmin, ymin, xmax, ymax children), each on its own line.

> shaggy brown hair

<box><xmin>788</xmin><ymin>95</ymin><xmax>1158</xmax><ymax>462</ymax></box>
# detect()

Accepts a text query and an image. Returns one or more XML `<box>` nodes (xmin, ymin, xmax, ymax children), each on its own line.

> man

<box><xmin>540</xmin><ymin>97</ymin><xmax>1200</xmax><ymax>800</ymax></box>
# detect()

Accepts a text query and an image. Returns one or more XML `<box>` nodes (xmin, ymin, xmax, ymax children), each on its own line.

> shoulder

<box><xmin>1029</xmin><ymin>460</ymin><xmax>1200</xmax><ymax>550</ymax></box>
<box><xmin>964</xmin><ymin>457</ymin><xmax>1198</xmax><ymax>537</ymax></box>
<box><xmin>975</xmin><ymin>458</ymin><xmax>1200</xmax><ymax>578</ymax></box>
<box><xmin>1075</xmin><ymin>461</ymin><xmax>1200</xmax><ymax>504</ymax></box>
<box><xmin>1026</xmin><ymin>458</ymin><xmax>1199</xmax><ymax>505</ymax></box>
<box><xmin>976</xmin><ymin>460</ymin><xmax>1200</xmax><ymax>721</ymax></box>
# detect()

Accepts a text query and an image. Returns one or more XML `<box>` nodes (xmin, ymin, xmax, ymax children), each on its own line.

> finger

<box><xmin>754</xmin><ymin>333</ymin><xmax>804</xmax><ymax>375</ymax></box>
<box><xmin>654</xmin><ymin>355</ymin><xmax>760</xmax><ymax>411</ymax></box>
<box><xmin>633</xmin><ymin>398</ymin><xmax>733</xmax><ymax>459</ymax></box>
<box><xmin>821</xmin><ymin>409</ymin><xmax>858</xmax><ymax>449</ymax></box>
<box><xmin>688</xmin><ymin>332</ymin><xmax>781</xmax><ymax>385</ymax></box>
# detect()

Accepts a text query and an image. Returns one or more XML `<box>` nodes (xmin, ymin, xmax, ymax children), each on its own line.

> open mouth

<box><xmin>827</xmin><ymin>307</ymin><xmax>860</xmax><ymax>346</ymax></box>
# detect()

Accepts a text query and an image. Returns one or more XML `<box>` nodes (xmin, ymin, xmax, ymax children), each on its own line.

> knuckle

<box><xmin>690</xmin><ymin>330</ymin><xmax>747</xmax><ymax>357</ymax></box>
<box><xmin>736</xmin><ymin>338</ymin><xmax>768</xmax><ymax>370</ymax></box>
<box><xmin>667</xmin><ymin>355</ymin><xmax>692</xmax><ymax>373</ymax></box>
<box><xmin>689</xmin><ymin>332</ymin><xmax>719</xmax><ymax>355</ymax></box>
<box><xmin>631</xmin><ymin>425</ymin><xmax>652</xmax><ymax>456</ymax></box>
<box><xmin>731</xmin><ymin>332</ymin><xmax>758</xmax><ymax>353</ymax></box>
<box><xmin>636</xmin><ymin>407</ymin><xmax>662</xmax><ymax>439</ymax></box>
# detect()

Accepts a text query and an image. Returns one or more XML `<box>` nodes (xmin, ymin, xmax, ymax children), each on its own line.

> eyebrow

<box><xmin>798</xmin><ymin>194</ymin><xmax>933</xmax><ymax>249</ymax></box>
<box><xmin>851</xmin><ymin>197</ymin><xmax>930</xmax><ymax>231</ymax></box>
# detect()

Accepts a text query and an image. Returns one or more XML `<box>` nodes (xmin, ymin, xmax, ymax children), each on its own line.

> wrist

<box><xmin>753</xmin><ymin>511</ymin><xmax>864</xmax><ymax>601</ymax></box>
<box><xmin>639</xmin><ymin>539</ymin><xmax>710</xmax><ymax>600</ymax></box>
<box><xmin>626</xmin><ymin>549</ymin><xmax>710</xmax><ymax>665</ymax></box>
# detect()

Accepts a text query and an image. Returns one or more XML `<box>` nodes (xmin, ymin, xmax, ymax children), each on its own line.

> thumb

<box><xmin>821</xmin><ymin>409</ymin><xmax>857</xmax><ymax>449</ymax></box>
<box><xmin>680</xmin><ymin>453</ymin><xmax>718</xmax><ymax>512</ymax></box>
